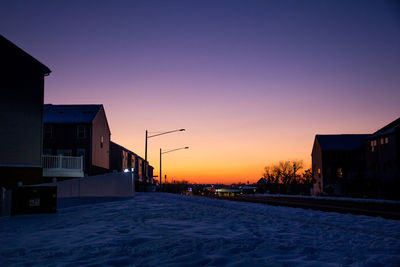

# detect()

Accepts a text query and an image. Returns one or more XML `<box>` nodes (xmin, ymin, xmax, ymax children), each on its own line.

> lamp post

<box><xmin>124</xmin><ymin>167</ymin><xmax>135</xmax><ymax>196</ymax></box>
<box><xmin>145</xmin><ymin>129</ymin><xmax>185</xmax><ymax>183</ymax></box>
<box><xmin>160</xmin><ymin>146</ymin><xmax>189</xmax><ymax>189</ymax></box>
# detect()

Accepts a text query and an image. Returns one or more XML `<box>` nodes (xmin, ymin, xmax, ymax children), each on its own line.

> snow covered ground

<box><xmin>250</xmin><ymin>193</ymin><xmax>400</xmax><ymax>204</ymax></box>
<box><xmin>1</xmin><ymin>193</ymin><xmax>400</xmax><ymax>266</ymax></box>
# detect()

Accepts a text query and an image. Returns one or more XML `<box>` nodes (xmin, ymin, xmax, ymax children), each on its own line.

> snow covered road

<box><xmin>1</xmin><ymin>193</ymin><xmax>400</xmax><ymax>266</ymax></box>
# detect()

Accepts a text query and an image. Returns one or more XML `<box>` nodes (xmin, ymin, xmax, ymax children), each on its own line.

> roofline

<box><xmin>1</xmin><ymin>34</ymin><xmax>51</xmax><ymax>75</ymax></box>
<box><xmin>110</xmin><ymin>141</ymin><xmax>144</xmax><ymax>160</ymax></box>
<box><xmin>44</xmin><ymin>104</ymin><xmax>103</xmax><ymax>106</ymax></box>
<box><xmin>97</xmin><ymin>105</ymin><xmax>111</xmax><ymax>135</ymax></box>
<box><xmin>372</xmin><ymin>117</ymin><xmax>400</xmax><ymax>135</ymax></box>
<box><xmin>314</xmin><ymin>133</ymin><xmax>370</xmax><ymax>151</ymax></box>
<box><xmin>43</xmin><ymin>104</ymin><xmax>104</xmax><ymax>124</ymax></box>
<box><xmin>315</xmin><ymin>134</ymin><xmax>370</xmax><ymax>137</ymax></box>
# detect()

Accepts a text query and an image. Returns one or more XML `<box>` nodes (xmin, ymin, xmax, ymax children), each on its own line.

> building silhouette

<box><xmin>312</xmin><ymin>134</ymin><xmax>368</xmax><ymax>196</ymax></box>
<box><xmin>0</xmin><ymin>34</ymin><xmax>51</xmax><ymax>188</ymax></box>
<box><xmin>110</xmin><ymin>141</ymin><xmax>154</xmax><ymax>191</ymax></box>
<box><xmin>365</xmin><ymin>118</ymin><xmax>400</xmax><ymax>198</ymax></box>
<box><xmin>312</xmin><ymin>117</ymin><xmax>400</xmax><ymax>199</ymax></box>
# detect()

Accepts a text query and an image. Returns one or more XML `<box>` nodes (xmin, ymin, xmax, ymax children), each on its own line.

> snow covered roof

<box><xmin>316</xmin><ymin>134</ymin><xmax>369</xmax><ymax>151</ymax></box>
<box><xmin>43</xmin><ymin>104</ymin><xmax>102</xmax><ymax>123</ymax></box>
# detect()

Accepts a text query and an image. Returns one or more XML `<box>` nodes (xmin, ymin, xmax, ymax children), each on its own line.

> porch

<box><xmin>42</xmin><ymin>155</ymin><xmax>84</xmax><ymax>178</ymax></box>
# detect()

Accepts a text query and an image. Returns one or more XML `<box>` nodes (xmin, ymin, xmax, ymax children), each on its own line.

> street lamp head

<box><xmin>185</xmin><ymin>147</ymin><xmax>189</xmax><ymax>149</ymax></box>
<box><xmin>180</xmin><ymin>129</ymin><xmax>186</xmax><ymax>131</ymax></box>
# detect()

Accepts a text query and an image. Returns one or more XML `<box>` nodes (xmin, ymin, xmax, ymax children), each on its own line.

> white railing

<box><xmin>42</xmin><ymin>155</ymin><xmax>84</xmax><ymax>177</ymax></box>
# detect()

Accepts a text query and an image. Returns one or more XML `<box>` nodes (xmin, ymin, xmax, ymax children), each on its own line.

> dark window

<box><xmin>76</xmin><ymin>148</ymin><xmax>85</xmax><ymax>157</ymax></box>
<box><xmin>44</xmin><ymin>125</ymin><xmax>52</xmax><ymax>138</ymax></box>
<box><xmin>100</xmin><ymin>136</ymin><xmax>104</xmax><ymax>148</ymax></box>
<box><xmin>383</xmin><ymin>161</ymin><xmax>392</xmax><ymax>171</ymax></box>
<box><xmin>77</xmin><ymin>125</ymin><xmax>86</xmax><ymax>138</ymax></box>
<box><xmin>56</xmin><ymin>149</ymin><xmax>72</xmax><ymax>156</ymax></box>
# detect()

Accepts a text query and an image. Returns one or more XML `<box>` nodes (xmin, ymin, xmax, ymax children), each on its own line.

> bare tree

<box><xmin>300</xmin><ymin>168</ymin><xmax>313</xmax><ymax>184</ymax></box>
<box><xmin>262</xmin><ymin>160</ymin><xmax>304</xmax><ymax>184</ymax></box>
<box><xmin>262</xmin><ymin>166</ymin><xmax>278</xmax><ymax>183</ymax></box>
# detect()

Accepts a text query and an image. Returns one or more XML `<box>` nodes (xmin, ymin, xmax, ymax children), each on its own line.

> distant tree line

<box><xmin>262</xmin><ymin>160</ymin><xmax>313</xmax><ymax>185</ymax></box>
<box><xmin>162</xmin><ymin>180</ymin><xmax>189</xmax><ymax>194</ymax></box>
<box><xmin>259</xmin><ymin>160</ymin><xmax>313</xmax><ymax>195</ymax></box>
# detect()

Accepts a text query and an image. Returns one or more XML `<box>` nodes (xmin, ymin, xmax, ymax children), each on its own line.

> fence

<box><xmin>42</xmin><ymin>155</ymin><xmax>83</xmax><ymax>170</ymax></box>
<box><xmin>42</xmin><ymin>155</ymin><xmax>84</xmax><ymax>177</ymax></box>
<box><xmin>43</xmin><ymin>172</ymin><xmax>135</xmax><ymax>208</ymax></box>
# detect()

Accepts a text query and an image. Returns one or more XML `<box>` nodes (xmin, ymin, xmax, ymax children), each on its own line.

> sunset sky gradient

<box><xmin>1</xmin><ymin>0</ymin><xmax>399</xmax><ymax>184</ymax></box>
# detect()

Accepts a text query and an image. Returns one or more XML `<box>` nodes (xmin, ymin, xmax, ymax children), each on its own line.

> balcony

<box><xmin>42</xmin><ymin>155</ymin><xmax>84</xmax><ymax>178</ymax></box>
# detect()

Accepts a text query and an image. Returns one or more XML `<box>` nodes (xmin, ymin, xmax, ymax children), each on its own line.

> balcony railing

<box><xmin>42</xmin><ymin>155</ymin><xmax>84</xmax><ymax>178</ymax></box>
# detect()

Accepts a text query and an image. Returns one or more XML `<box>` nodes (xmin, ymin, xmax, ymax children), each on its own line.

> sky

<box><xmin>1</xmin><ymin>0</ymin><xmax>399</xmax><ymax>184</ymax></box>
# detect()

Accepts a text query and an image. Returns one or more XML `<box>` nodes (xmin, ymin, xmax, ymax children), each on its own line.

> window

<box><xmin>385</xmin><ymin>137</ymin><xmax>389</xmax><ymax>144</ymax></box>
<box><xmin>100</xmin><ymin>136</ymin><xmax>104</xmax><ymax>148</ymax></box>
<box><xmin>56</xmin><ymin>149</ymin><xmax>72</xmax><ymax>156</ymax></box>
<box><xmin>337</xmin><ymin>168</ymin><xmax>343</xmax><ymax>178</ymax></box>
<box><xmin>76</xmin><ymin>148</ymin><xmax>85</xmax><ymax>157</ymax></box>
<box><xmin>371</xmin><ymin>139</ymin><xmax>377</xmax><ymax>152</ymax></box>
<box><xmin>384</xmin><ymin>161</ymin><xmax>392</xmax><ymax>170</ymax></box>
<box><xmin>380</xmin><ymin>138</ymin><xmax>384</xmax><ymax>145</ymax></box>
<box><xmin>44</xmin><ymin>125</ymin><xmax>52</xmax><ymax>138</ymax></box>
<box><xmin>77</xmin><ymin>125</ymin><xmax>86</xmax><ymax>138</ymax></box>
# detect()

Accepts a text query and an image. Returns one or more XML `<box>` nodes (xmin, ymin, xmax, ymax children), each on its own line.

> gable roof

<box><xmin>0</xmin><ymin>34</ymin><xmax>51</xmax><ymax>75</ymax></box>
<box><xmin>110</xmin><ymin>141</ymin><xmax>148</xmax><ymax>163</ymax></box>
<box><xmin>371</xmin><ymin>117</ymin><xmax>400</xmax><ymax>137</ymax></box>
<box><xmin>315</xmin><ymin>134</ymin><xmax>369</xmax><ymax>151</ymax></box>
<box><xmin>257</xmin><ymin>178</ymin><xmax>268</xmax><ymax>184</ymax></box>
<box><xmin>110</xmin><ymin>141</ymin><xmax>138</xmax><ymax>157</ymax></box>
<box><xmin>43</xmin><ymin>104</ymin><xmax>102</xmax><ymax>123</ymax></box>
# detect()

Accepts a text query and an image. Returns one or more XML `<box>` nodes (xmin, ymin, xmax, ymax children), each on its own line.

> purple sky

<box><xmin>1</xmin><ymin>0</ymin><xmax>399</xmax><ymax>183</ymax></box>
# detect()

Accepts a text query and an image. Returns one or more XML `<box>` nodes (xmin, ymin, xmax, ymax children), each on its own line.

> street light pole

<box><xmin>145</xmin><ymin>129</ymin><xmax>185</xmax><ymax>184</ymax></box>
<box><xmin>160</xmin><ymin>146</ymin><xmax>189</xmax><ymax>190</ymax></box>
<box><xmin>160</xmin><ymin>148</ymin><xmax>162</xmax><ymax>186</ymax></box>
<box><xmin>145</xmin><ymin>130</ymin><xmax>148</xmax><ymax>164</ymax></box>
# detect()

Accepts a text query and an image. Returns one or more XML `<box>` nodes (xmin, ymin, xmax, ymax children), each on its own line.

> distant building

<box><xmin>43</xmin><ymin>104</ymin><xmax>111</xmax><ymax>176</ymax></box>
<box><xmin>109</xmin><ymin>141</ymin><xmax>154</xmax><ymax>189</ymax></box>
<box><xmin>136</xmin><ymin>156</ymin><xmax>151</xmax><ymax>184</ymax></box>
<box><xmin>110</xmin><ymin>141</ymin><xmax>132</xmax><ymax>173</ymax></box>
<box><xmin>311</xmin><ymin>134</ymin><xmax>369</xmax><ymax>196</ymax></box>
<box><xmin>110</xmin><ymin>141</ymin><xmax>139</xmax><ymax>175</ymax></box>
<box><xmin>147</xmin><ymin>165</ymin><xmax>154</xmax><ymax>184</ymax></box>
<box><xmin>0</xmin><ymin>35</ymin><xmax>51</xmax><ymax>188</ymax></box>
<box><xmin>256</xmin><ymin>178</ymin><xmax>268</xmax><ymax>194</ymax></box>
<box><xmin>257</xmin><ymin>178</ymin><xmax>268</xmax><ymax>184</ymax></box>
<box><xmin>365</xmin><ymin>117</ymin><xmax>400</xmax><ymax>198</ymax></box>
